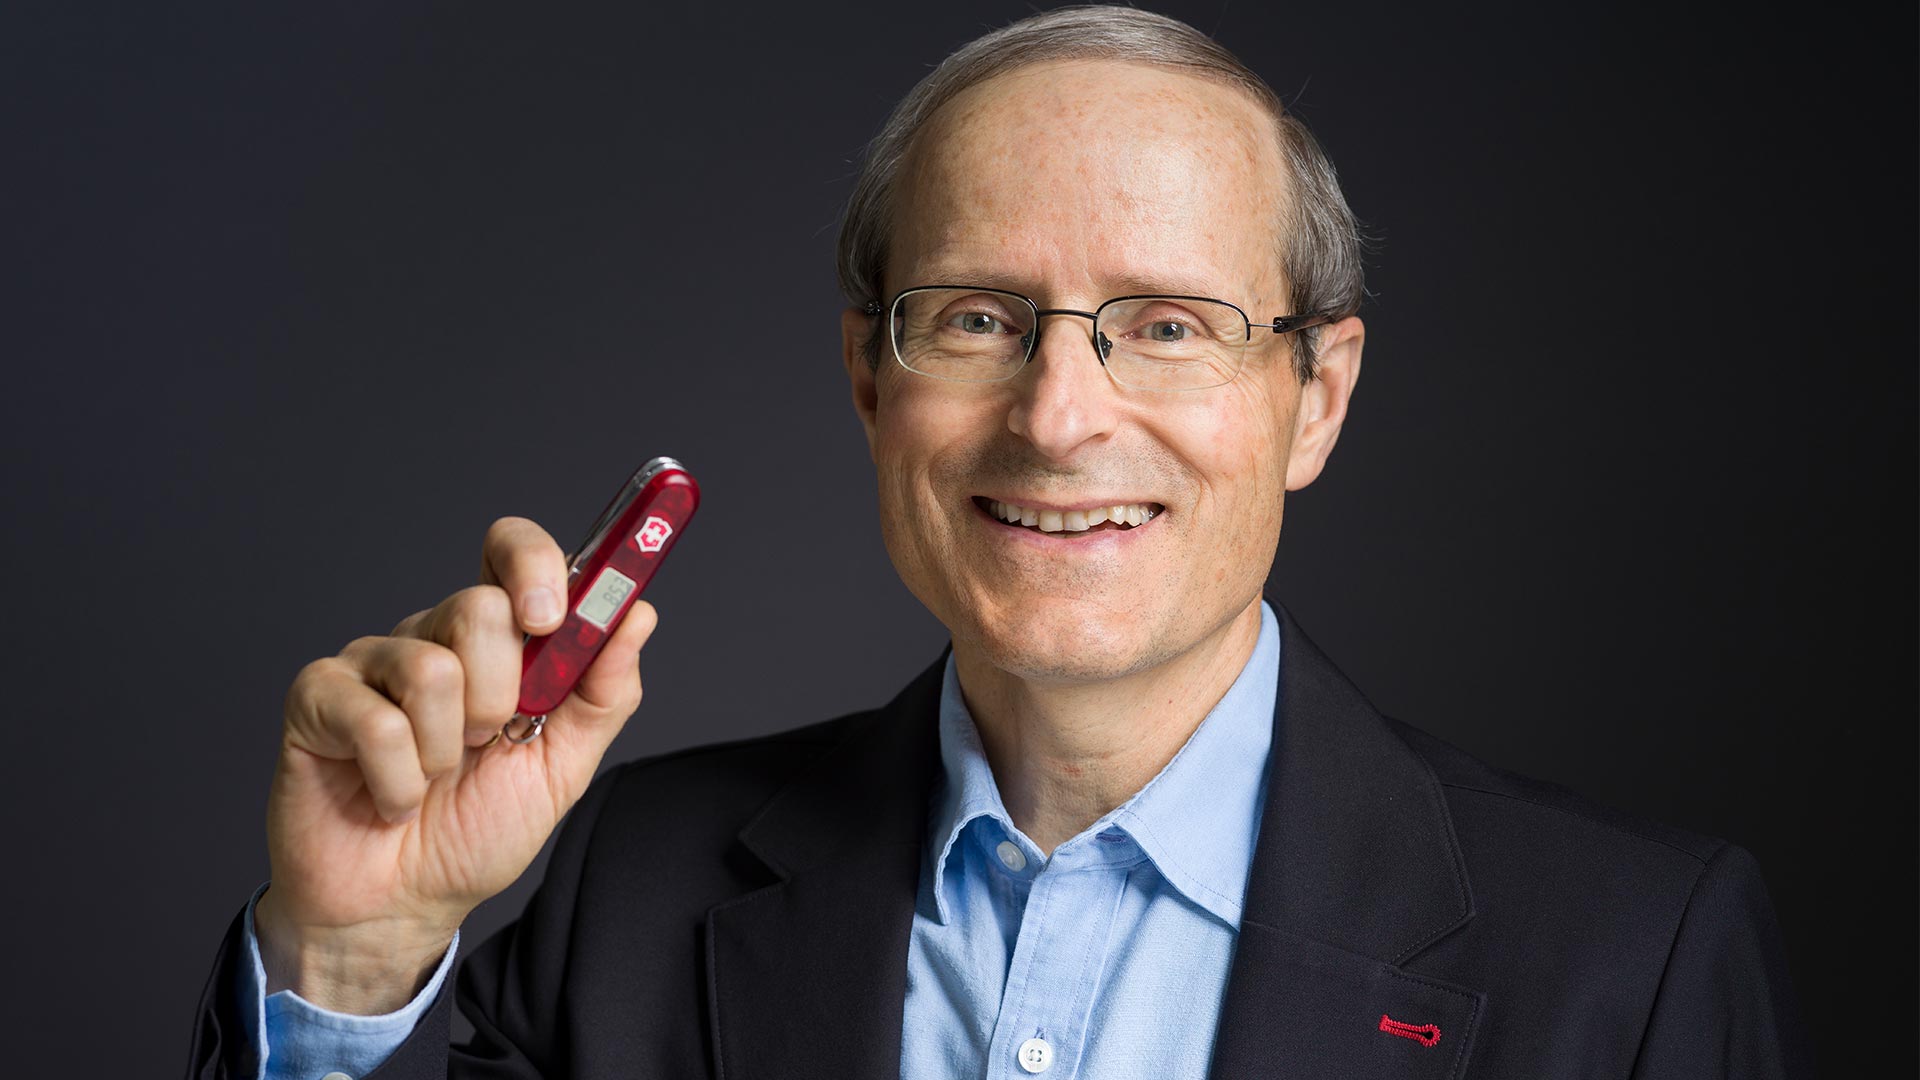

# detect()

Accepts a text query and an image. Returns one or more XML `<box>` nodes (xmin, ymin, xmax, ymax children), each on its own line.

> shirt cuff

<box><xmin>237</xmin><ymin>881</ymin><xmax>461</xmax><ymax>1080</ymax></box>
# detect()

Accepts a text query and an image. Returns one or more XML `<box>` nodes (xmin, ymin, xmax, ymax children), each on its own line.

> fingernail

<box><xmin>525</xmin><ymin>586</ymin><xmax>561</xmax><ymax>626</ymax></box>
<box><xmin>394</xmin><ymin>807</ymin><xmax>420</xmax><ymax>825</ymax></box>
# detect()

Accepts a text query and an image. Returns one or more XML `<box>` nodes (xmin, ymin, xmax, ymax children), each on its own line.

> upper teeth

<box><xmin>986</xmin><ymin>499</ymin><xmax>1158</xmax><ymax>532</ymax></box>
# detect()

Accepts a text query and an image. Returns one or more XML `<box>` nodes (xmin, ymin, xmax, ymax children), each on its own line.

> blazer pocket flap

<box><xmin>1212</xmin><ymin>925</ymin><xmax>1484</xmax><ymax>1079</ymax></box>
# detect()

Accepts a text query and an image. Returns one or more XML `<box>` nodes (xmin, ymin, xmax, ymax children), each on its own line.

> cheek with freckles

<box><xmin>1156</xmin><ymin>370</ymin><xmax>1294</xmax><ymax>594</ymax></box>
<box><xmin>869</xmin><ymin>371</ymin><xmax>988</xmax><ymax>614</ymax></box>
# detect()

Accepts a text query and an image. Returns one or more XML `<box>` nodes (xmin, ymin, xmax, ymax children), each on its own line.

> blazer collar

<box><xmin>705</xmin><ymin>655</ymin><xmax>943</xmax><ymax>1080</ymax></box>
<box><xmin>707</xmin><ymin>602</ymin><xmax>1483</xmax><ymax>1078</ymax></box>
<box><xmin>1241</xmin><ymin>598</ymin><xmax>1475</xmax><ymax>963</ymax></box>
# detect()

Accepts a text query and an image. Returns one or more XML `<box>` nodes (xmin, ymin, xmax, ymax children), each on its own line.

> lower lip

<box><xmin>971</xmin><ymin>497</ymin><xmax>1160</xmax><ymax>547</ymax></box>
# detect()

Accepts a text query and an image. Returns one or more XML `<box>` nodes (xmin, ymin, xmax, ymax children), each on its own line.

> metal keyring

<box><xmin>502</xmin><ymin>712</ymin><xmax>547</xmax><ymax>744</ymax></box>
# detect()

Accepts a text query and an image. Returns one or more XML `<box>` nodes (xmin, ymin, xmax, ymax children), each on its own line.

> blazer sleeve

<box><xmin>1627</xmin><ymin>841</ymin><xmax>1814</xmax><ymax>1079</ymax></box>
<box><xmin>185</xmin><ymin>762</ymin><xmax>631</xmax><ymax>1080</ymax></box>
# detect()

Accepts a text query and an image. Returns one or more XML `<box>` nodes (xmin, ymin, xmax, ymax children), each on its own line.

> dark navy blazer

<box><xmin>187</xmin><ymin>601</ymin><xmax>1811</xmax><ymax>1078</ymax></box>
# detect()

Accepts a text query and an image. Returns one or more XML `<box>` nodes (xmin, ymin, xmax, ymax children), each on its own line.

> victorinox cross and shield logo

<box><xmin>635</xmin><ymin>515</ymin><xmax>673</xmax><ymax>553</ymax></box>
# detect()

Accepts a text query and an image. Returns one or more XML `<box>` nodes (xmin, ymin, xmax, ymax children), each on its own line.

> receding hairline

<box><xmin>897</xmin><ymin>56</ymin><xmax>1292</xmax><ymax>187</ymax></box>
<box><xmin>886</xmin><ymin>57</ymin><xmax>1297</xmax><ymax>288</ymax></box>
<box><xmin>922</xmin><ymin>54</ymin><xmax>1285</xmax><ymax>121</ymax></box>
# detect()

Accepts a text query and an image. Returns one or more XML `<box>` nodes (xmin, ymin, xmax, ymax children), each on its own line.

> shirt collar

<box><xmin>927</xmin><ymin>600</ymin><xmax>1280</xmax><ymax>928</ymax></box>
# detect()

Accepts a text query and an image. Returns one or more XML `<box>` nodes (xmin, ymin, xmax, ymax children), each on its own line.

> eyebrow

<box><xmin>906</xmin><ymin>267</ymin><xmax>1235</xmax><ymax>303</ymax></box>
<box><xmin>1104</xmin><ymin>271</ymin><xmax>1233</xmax><ymax>300</ymax></box>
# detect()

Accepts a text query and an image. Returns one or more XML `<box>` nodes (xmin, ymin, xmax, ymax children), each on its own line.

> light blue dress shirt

<box><xmin>901</xmin><ymin>601</ymin><xmax>1278</xmax><ymax>1077</ymax></box>
<box><xmin>239</xmin><ymin>602</ymin><xmax>1279</xmax><ymax>1079</ymax></box>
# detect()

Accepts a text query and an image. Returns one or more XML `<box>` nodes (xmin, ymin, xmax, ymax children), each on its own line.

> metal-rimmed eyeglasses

<box><xmin>864</xmin><ymin>285</ymin><xmax>1339</xmax><ymax>392</ymax></box>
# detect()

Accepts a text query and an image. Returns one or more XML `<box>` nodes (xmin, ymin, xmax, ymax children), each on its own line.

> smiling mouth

<box><xmin>973</xmin><ymin>495</ymin><xmax>1164</xmax><ymax>535</ymax></box>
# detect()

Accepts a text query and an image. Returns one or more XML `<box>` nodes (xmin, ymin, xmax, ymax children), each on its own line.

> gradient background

<box><xmin>4</xmin><ymin>1</ymin><xmax>1913</xmax><ymax>1074</ymax></box>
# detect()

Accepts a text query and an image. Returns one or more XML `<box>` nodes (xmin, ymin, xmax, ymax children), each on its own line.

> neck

<box><xmin>952</xmin><ymin>597</ymin><xmax>1266</xmax><ymax>855</ymax></box>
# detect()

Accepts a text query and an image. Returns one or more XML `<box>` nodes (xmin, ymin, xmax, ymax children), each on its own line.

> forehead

<box><xmin>891</xmin><ymin>60</ymin><xmax>1288</xmax><ymax>302</ymax></box>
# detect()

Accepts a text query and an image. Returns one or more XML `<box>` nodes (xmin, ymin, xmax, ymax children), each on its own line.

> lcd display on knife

<box><xmin>575</xmin><ymin>566</ymin><xmax>637</xmax><ymax>631</ymax></box>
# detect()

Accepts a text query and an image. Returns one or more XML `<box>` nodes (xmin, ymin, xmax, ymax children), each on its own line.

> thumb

<box><xmin>531</xmin><ymin>599</ymin><xmax>658</xmax><ymax>785</ymax></box>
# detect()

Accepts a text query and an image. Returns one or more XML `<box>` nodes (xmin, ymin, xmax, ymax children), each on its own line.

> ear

<box><xmin>842</xmin><ymin>305</ymin><xmax>881</xmax><ymax>462</ymax></box>
<box><xmin>1285</xmin><ymin>314</ymin><xmax>1364</xmax><ymax>491</ymax></box>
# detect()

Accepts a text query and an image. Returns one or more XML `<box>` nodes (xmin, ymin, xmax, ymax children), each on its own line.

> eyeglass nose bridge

<box><xmin>1022</xmin><ymin>307</ymin><xmax>1114</xmax><ymax>365</ymax></box>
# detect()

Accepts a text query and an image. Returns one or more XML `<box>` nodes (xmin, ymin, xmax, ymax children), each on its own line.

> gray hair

<box><xmin>835</xmin><ymin>4</ymin><xmax>1366</xmax><ymax>383</ymax></box>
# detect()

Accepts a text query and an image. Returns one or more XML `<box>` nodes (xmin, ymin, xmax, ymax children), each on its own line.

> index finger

<box><xmin>480</xmin><ymin>515</ymin><xmax>570</xmax><ymax>635</ymax></box>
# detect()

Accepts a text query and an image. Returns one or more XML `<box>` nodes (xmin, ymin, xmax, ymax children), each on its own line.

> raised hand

<box><xmin>252</xmin><ymin>515</ymin><xmax>656</xmax><ymax>1014</ymax></box>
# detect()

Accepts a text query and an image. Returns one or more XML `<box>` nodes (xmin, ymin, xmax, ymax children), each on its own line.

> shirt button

<box><xmin>321</xmin><ymin>1073</ymin><xmax>353</xmax><ymax>1080</ymax></box>
<box><xmin>995</xmin><ymin>840</ymin><xmax>1027</xmax><ymax>872</ymax></box>
<box><xmin>1017</xmin><ymin>1036</ymin><xmax>1053</xmax><ymax>1073</ymax></box>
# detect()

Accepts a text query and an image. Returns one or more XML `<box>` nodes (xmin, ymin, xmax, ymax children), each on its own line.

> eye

<box><xmin>951</xmin><ymin>311</ymin><xmax>1008</xmax><ymax>335</ymax></box>
<box><xmin>1108</xmin><ymin>298</ymin><xmax>1239</xmax><ymax>346</ymax></box>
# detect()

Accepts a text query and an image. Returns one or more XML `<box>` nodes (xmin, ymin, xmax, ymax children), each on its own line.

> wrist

<box><xmin>253</xmin><ymin>886</ymin><xmax>461</xmax><ymax>1015</ymax></box>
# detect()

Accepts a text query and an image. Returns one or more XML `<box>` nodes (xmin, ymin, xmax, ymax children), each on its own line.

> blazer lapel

<box><xmin>705</xmin><ymin>657</ymin><xmax>943</xmax><ymax>1080</ymax></box>
<box><xmin>1210</xmin><ymin>602</ymin><xmax>1486</xmax><ymax>1079</ymax></box>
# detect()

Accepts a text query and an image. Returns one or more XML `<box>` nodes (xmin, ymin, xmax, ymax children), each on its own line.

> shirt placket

<box><xmin>983</xmin><ymin>830</ymin><xmax>1136</xmax><ymax>1079</ymax></box>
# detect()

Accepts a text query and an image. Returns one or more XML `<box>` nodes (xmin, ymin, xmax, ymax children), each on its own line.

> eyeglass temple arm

<box><xmin>1263</xmin><ymin>311</ymin><xmax>1341</xmax><ymax>335</ymax></box>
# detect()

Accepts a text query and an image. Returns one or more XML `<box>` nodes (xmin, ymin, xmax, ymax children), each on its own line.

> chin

<box><xmin>959</xmin><ymin>593</ymin><xmax>1169</xmax><ymax>684</ymax></box>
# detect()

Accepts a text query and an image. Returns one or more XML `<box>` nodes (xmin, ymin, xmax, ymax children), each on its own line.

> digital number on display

<box><xmin>574</xmin><ymin>566</ymin><xmax>637</xmax><ymax>630</ymax></box>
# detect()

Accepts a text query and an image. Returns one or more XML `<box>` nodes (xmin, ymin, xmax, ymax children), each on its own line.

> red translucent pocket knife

<box><xmin>501</xmin><ymin>456</ymin><xmax>699</xmax><ymax>744</ymax></box>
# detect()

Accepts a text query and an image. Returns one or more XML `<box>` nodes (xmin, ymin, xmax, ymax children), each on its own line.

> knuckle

<box><xmin>338</xmin><ymin>634</ymin><xmax>388</xmax><ymax>660</ymax></box>
<box><xmin>398</xmin><ymin>642</ymin><xmax>464</xmax><ymax>697</ymax></box>
<box><xmin>427</xmin><ymin>587</ymin><xmax>506</xmax><ymax>651</ymax></box>
<box><xmin>289</xmin><ymin>655</ymin><xmax>353</xmax><ymax>702</ymax></box>
<box><xmin>446</xmin><ymin>585</ymin><xmax>513</xmax><ymax>638</ymax></box>
<box><xmin>290</xmin><ymin>656</ymin><xmax>335</xmax><ymax>689</ymax></box>
<box><xmin>283</xmin><ymin>660</ymin><xmax>330</xmax><ymax>718</ymax></box>
<box><xmin>353</xmin><ymin>707</ymin><xmax>413</xmax><ymax>751</ymax></box>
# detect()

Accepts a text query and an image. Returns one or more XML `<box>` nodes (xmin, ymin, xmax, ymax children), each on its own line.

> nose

<box><xmin>1004</xmin><ymin>312</ymin><xmax>1121</xmax><ymax>460</ymax></box>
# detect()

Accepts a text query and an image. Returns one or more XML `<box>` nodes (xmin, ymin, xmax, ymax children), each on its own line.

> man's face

<box><xmin>844</xmin><ymin>60</ymin><xmax>1361</xmax><ymax>685</ymax></box>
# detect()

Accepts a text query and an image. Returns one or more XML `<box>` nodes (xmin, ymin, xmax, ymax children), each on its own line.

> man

<box><xmin>187</xmin><ymin>7</ymin><xmax>1809</xmax><ymax>1078</ymax></box>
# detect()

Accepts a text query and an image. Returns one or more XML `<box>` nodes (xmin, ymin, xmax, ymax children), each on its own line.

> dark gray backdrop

<box><xmin>4</xmin><ymin>1</ymin><xmax>1912</xmax><ymax>1074</ymax></box>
